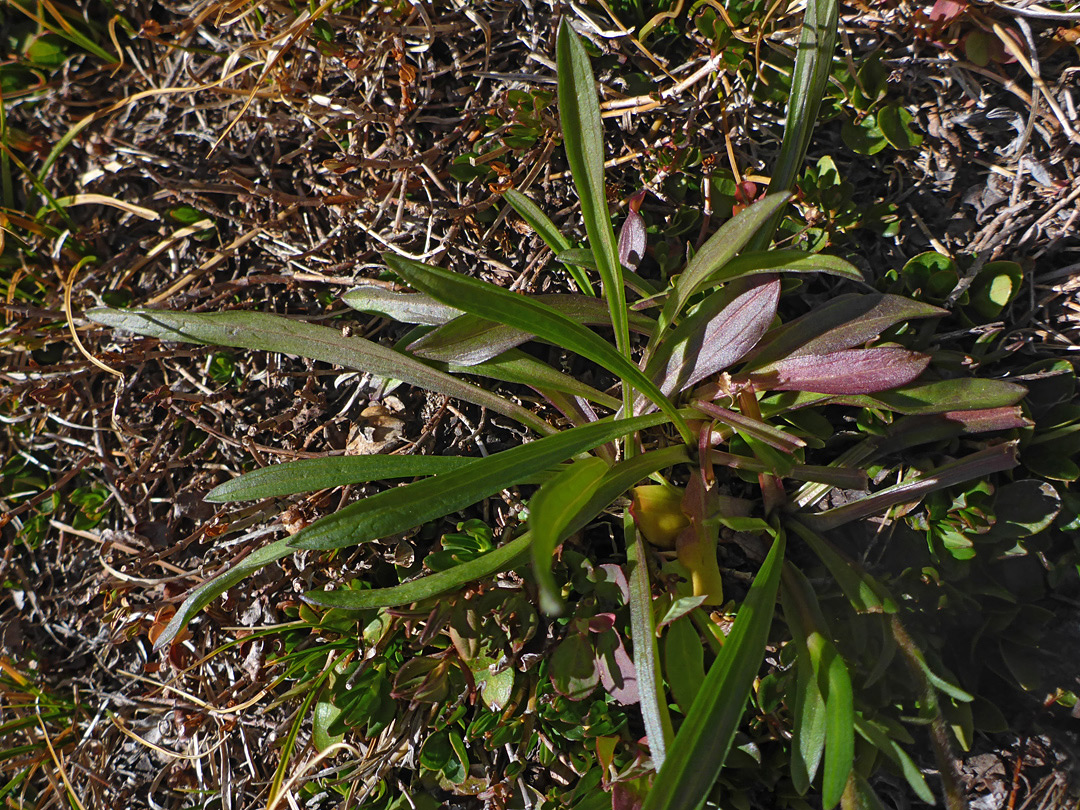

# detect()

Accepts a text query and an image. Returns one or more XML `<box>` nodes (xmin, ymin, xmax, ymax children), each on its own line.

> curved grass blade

<box><xmin>642</xmin><ymin>530</ymin><xmax>786</xmax><ymax>810</ymax></box>
<box><xmin>819</xmin><ymin>638</ymin><xmax>855</xmax><ymax>810</ymax></box>
<box><xmin>289</xmin><ymin>412</ymin><xmax>671</xmax><ymax>551</ymax></box>
<box><xmin>854</xmin><ymin>716</ymin><xmax>936</xmax><ymax>805</ymax></box>
<box><xmin>385</xmin><ymin>255</ymin><xmax>692</xmax><ymax>443</ymax></box>
<box><xmin>154</xmin><ymin>536</ymin><xmax>293</xmax><ymax>650</ymax></box>
<box><xmin>556</xmin><ymin>19</ymin><xmax>628</xmax><ymax>358</ymax></box>
<box><xmin>504</xmin><ymin>188</ymin><xmax>594</xmax><ymax>296</ymax></box>
<box><xmin>86</xmin><ymin>308</ymin><xmax>554</xmax><ymax>436</ymax></box>
<box><xmin>786</xmin><ymin>520</ymin><xmax>896</xmax><ymax>614</ymax></box>
<box><xmin>530</xmin><ymin>456</ymin><xmax>610</xmax><ymax>615</ymax></box>
<box><xmin>207</xmin><ymin>455</ymin><xmax>477</xmax><ymax>503</ymax></box>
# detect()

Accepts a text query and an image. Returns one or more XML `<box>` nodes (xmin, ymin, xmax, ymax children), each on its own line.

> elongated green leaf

<box><xmin>791</xmin><ymin>644</ymin><xmax>827</xmax><ymax>794</ymax></box>
<box><xmin>854</xmin><ymin>717</ymin><xmax>935</xmax><ymax>805</ymax></box>
<box><xmin>711</xmin><ymin>249</ymin><xmax>862</xmax><ymax>285</ymax></box>
<box><xmin>628</xmin><ymin>515</ymin><xmax>674</xmax><ymax>767</ymax></box>
<box><xmin>207</xmin><ymin>456</ymin><xmax>476</xmax><ymax>502</ymax></box>
<box><xmin>530</xmin><ymin>457</ymin><xmax>610</xmax><ymax>615</ymax></box>
<box><xmin>342</xmin><ymin>284</ymin><xmax>461</xmax><ymax>325</ymax></box>
<box><xmin>409</xmin><ymin>294</ymin><xmax>655</xmax><ymax>365</ymax></box>
<box><xmin>86</xmin><ymin>308</ymin><xmax>554</xmax><ymax>436</ymax></box>
<box><xmin>556</xmin><ymin>19</ymin><xmax>629</xmax><ymax>358</ymax></box>
<box><xmin>786</xmin><ymin>520</ymin><xmax>896</xmax><ymax>614</ymax></box>
<box><xmin>820</xmin><ymin>639</ymin><xmax>855</xmax><ymax>810</ymax></box>
<box><xmin>290</xmin><ymin>412</ymin><xmax>670</xmax><ymax>550</ymax></box>
<box><xmin>308</xmin><ymin>445</ymin><xmax>692</xmax><ymax>611</ymax></box>
<box><xmin>747</xmin><ymin>0</ymin><xmax>840</xmax><ymax>249</ymax></box>
<box><xmin>385</xmin><ymin>255</ymin><xmax>691</xmax><ymax>442</ymax></box>
<box><xmin>154</xmin><ymin>536</ymin><xmax>293</xmax><ymax>650</ymax></box>
<box><xmin>453</xmin><ymin>349</ymin><xmax>622</xmax><ymax>410</ymax></box>
<box><xmin>762</xmin><ymin>378</ymin><xmax>1029</xmax><ymax>417</ymax></box>
<box><xmin>504</xmin><ymin>188</ymin><xmax>594</xmax><ymax>296</ymax></box>
<box><xmin>305</xmin><ymin>531</ymin><xmax>534</xmax><ymax>610</ymax></box>
<box><xmin>642</xmin><ymin>531</ymin><xmax>786</xmax><ymax>810</ymax></box>
<box><xmin>654</xmin><ymin>194</ymin><xmax>791</xmax><ymax>343</ymax></box>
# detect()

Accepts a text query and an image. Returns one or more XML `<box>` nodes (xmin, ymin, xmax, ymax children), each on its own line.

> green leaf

<box><xmin>530</xmin><ymin>456</ymin><xmax>610</xmax><ymax>615</ymax></box>
<box><xmin>305</xmin><ymin>445</ymin><xmax>691</xmax><ymax>611</ymax></box>
<box><xmin>748</xmin><ymin>0</ymin><xmax>839</xmax><ymax>248</ymax></box>
<box><xmin>790</xmin><ymin>644</ymin><xmax>827</xmax><ymax>794</ymax></box>
<box><xmin>207</xmin><ymin>455</ymin><xmax>477</xmax><ymax>502</ymax></box>
<box><xmin>342</xmin><ymin>284</ymin><xmax>461</xmax><ymax>325</ymax></box>
<box><xmin>556</xmin><ymin>20</ymin><xmax>629</xmax><ymax>359</ymax></box>
<box><xmin>642</xmin><ymin>530</ymin><xmax>785</xmax><ymax>810</ymax></box>
<box><xmin>453</xmin><ymin>348</ymin><xmax>622</xmax><ymax>410</ymax></box>
<box><xmin>290</xmin><ymin>412</ymin><xmax>669</xmax><ymax>551</ymax></box>
<box><xmin>664</xmin><ymin>615</ymin><xmax>706</xmax><ymax>715</ymax></box>
<box><xmin>504</xmin><ymin>188</ymin><xmax>594</xmax><ymax>295</ymax></box>
<box><xmin>153</xmin><ymin>537</ymin><xmax>294</xmax><ymax>650</ymax></box>
<box><xmin>820</xmin><ymin>640</ymin><xmax>855</xmax><ymax>809</ymax></box>
<box><xmin>877</xmin><ymin>104</ymin><xmax>923</xmax><ymax>150</ymax></box>
<box><xmin>384</xmin><ymin>255</ymin><xmax>691</xmax><ymax>442</ymax></box>
<box><xmin>550</xmin><ymin>632</ymin><xmax>600</xmax><ymax>700</ymax></box>
<box><xmin>86</xmin><ymin>308</ymin><xmax>554</xmax><ymax>436</ymax></box>
<box><xmin>711</xmin><ymin>249</ymin><xmax>863</xmax><ymax>285</ymax></box>
<box><xmin>787</xmin><ymin>520</ymin><xmax>896</xmax><ymax>614</ymax></box>
<box><xmin>654</xmin><ymin>194</ymin><xmax>791</xmax><ymax>341</ymax></box>
<box><xmin>307</xmin><ymin>532</ymin><xmax>533</xmax><ymax>610</ymax></box>
<box><xmin>854</xmin><ymin>716</ymin><xmax>936</xmax><ymax>805</ymax></box>
<box><xmin>627</xmin><ymin>514</ymin><xmax>675</xmax><ymax>766</ymax></box>
<box><xmin>312</xmin><ymin>697</ymin><xmax>344</xmax><ymax>752</ymax></box>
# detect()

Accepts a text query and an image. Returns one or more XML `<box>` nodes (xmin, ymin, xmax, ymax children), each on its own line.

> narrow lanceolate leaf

<box><xmin>86</xmin><ymin>308</ymin><xmax>553</xmax><ymax>436</ymax></box>
<box><xmin>746</xmin><ymin>294</ymin><xmax>946</xmax><ymax>369</ymax></box>
<box><xmin>530</xmin><ymin>457</ymin><xmax>610</xmax><ymax>615</ymax></box>
<box><xmin>747</xmin><ymin>0</ymin><xmax>840</xmax><ymax>250</ymax></box>
<box><xmin>820</xmin><ymin>639</ymin><xmax>855</xmax><ymax>810</ymax></box>
<box><xmin>854</xmin><ymin>717</ymin><xmax>936</xmax><ymax>805</ymax></box>
<box><xmin>646</xmin><ymin>277</ymin><xmax>779</xmax><ymax>409</ymax></box>
<box><xmin>641</xmin><ymin>531</ymin><xmax>786</xmax><ymax>810</ymax></box>
<box><xmin>290</xmin><ymin>412</ymin><xmax>671</xmax><ymax>551</ymax></box>
<box><xmin>455</xmin><ymin>349</ymin><xmax>622</xmax><ymax>410</ymax></box>
<box><xmin>307</xmin><ymin>445</ymin><xmax>693</xmax><ymax>611</ymax></box>
<box><xmin>653</xmin><ymin>194</ymin><xmax>791</xmax><ymax>343</ymax></box>
<box><xmin>304</xmin><ymin>531</ymin><xmax>534</xmax><ymax>610</ymax></box>
<box><xmin>408</xmin><ymin>295</ymin><xmax>655</xmax><ymax>365</ymax></box>
<box><xmin>154</xmin><ymin>537</ymin><xmax>293</xmax><ymax>650</ymax></box>
<box><xmin>801</xmin><ymin>441</ymin><xmax>1019</xmax><ymax>532</ymax></box>
<box><xmin>207</xmin><ymin>456</ymin><xmax>476</xmax><ymax>502</ymax></box>
<box><xmin>747</xmin><ymin>348</ymin><xmax>931</xmax><ymax>395</ymax></box>
<box><xmin>761</xmin><ymin>378</ymin><xmax>1029</xmax><ymax>417</ymax></box>
<box><xmin>787</xmin><ymin>520</ymin><xmax>896</xmax><ymax>614</ymax></box>
<box><xmin>556</xmin><ymin>19</ymin><xmax>629</xmax><ymax>357</ymax></box>
<box><xmin>707</xmin><ymin>249</ymin><xmax>862</xmax><ymax>286</ymax></box>
<box><xmin>342</xmin><ymin>284</ymin><xmax>462</xmax><ymax>325</ymax></box>
<box><xmin>627</xmin><ymin>515</ymin><xmax>674</xmax><ymax>767</ymax></box>
<box><xmin>385</xmin><ymin>255</ymin><xmax>692</xmax><ymax>442</ymax></box>
<box><xmin>504</xmin><ymin>188</ymin><xmax>594</xmax><ymax>296</ymax></box>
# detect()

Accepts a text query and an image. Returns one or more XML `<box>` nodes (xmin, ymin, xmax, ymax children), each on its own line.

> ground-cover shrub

<box><xmin>87</xmin><ymin>10</ymin><xmax>1042</xmax><ymax>810</ymax></box>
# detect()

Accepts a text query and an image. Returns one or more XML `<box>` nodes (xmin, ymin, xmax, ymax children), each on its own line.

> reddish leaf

<box><xmin>597</xmin><ymin>631</ymin><xmax>640</xmax><ymax>705</ymax></box>
<box><xmin>941</xmin><ymin>407</ymin><xmax>1030</xmax><ymax>432</ymax></box>
<box><xmin>650</xmin><ymin>278</ymin><xmax>779</xmax><ymax>405</ymax></box>
<box><xmin>749</xmin><ymin>348</ymin><xmax>930</xmax><ymax>394</ymax></box>
<box><xmin>619</xmin><ymin>209</ymin><xmax>647</xmax><ymax>271</ymax></box>
<box><xmin>746</xmin><ymin>294</ymin><xmax>945</xmax><ymax>369</ymax></box>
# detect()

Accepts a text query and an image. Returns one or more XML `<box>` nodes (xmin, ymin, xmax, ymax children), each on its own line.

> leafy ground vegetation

<box><xmin>2</xmin><ymin>0</ymin><xmax>1080</xmax><ymax>808</ymax></box>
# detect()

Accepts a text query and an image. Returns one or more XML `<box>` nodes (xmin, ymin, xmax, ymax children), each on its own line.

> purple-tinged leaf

<box><xmin>692</xmin><ymin>400</ymin><xmax>806</xmax><ymax>453</ymax></box>
<box><xmin>941</xmin><ymin>407</ymin><xmax>1031</xmax><ymax>432</ymax></box>
<box><xmin>643</xmin><ymin>278</ymin><xmax>779</xmax><ymax>411</ymax></box>
<box><xmin>746</xmin><ymin>294</ymin><xmax>946</xmax><ymax>369</ymax></box>
<box><xmin>550</xmin><ymin>632</ymin><xmax>600</xmax><ymax>700</ymax></box>
<box><xmin>748</xmin><ymin>348</ymin><xmax>930</xmax><ymax>394</ymax></box>
<box><xmin>409</xmin><ymin>294</ymin><xmax>655</xmax><ymax>365</ymax></box>
<box><xmin>799</xmin><ymin>441</ymin><xmax>1020</xmax><ymax>532</ymax></box>
<box><xmin>619</xmin><ymin>209</ymin><xmax>648</xmax><ymax>271</ymax></box>
<box><xmin>597</xmin><ymin>630</ymin><xmax>640</xmax><ymax>705</ymax></box>
<box><xmin>342</xmin><ymin>284</ymin><xmax>461</xmax><ymax>325</ymax></box>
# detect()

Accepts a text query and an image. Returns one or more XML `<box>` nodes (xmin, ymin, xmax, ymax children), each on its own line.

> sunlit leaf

<box><xmin>342</xmin><ymin>284</ymin><xmax>461</xmax><ymax>325</ymax></box>
<box><xmin>504</xmin><ymin>188</ymin><xmax>594</xmax><ymax>295</ymax></box>
<box><xmin>86</xmin><ymin>308</ymin><xmax>554</xmax><ymax>436</ymax></box>
<box><xmin>748</xmin><ymin>348</ymin><xmax>931</xmax><ymax>395</ymax></box>
<box><xmin>290</xmin><ymin>412</ymin><xmax>670</xmax><ymax>551</ymax></box>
